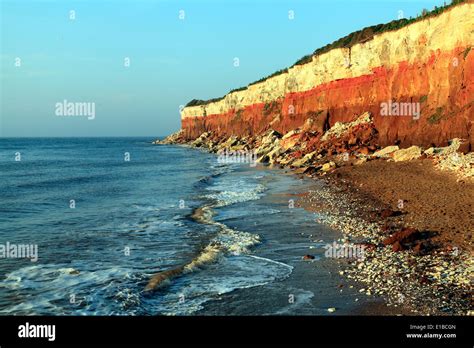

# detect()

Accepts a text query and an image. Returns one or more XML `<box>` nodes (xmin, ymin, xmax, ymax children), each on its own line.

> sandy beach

<box><xmin>294</xmin><ymin>158</ymin><xmax>473</xmax><ymax>315</ymax></box>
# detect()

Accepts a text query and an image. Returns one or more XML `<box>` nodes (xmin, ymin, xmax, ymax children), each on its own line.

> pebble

<box><xmin>298</xmin><ymin>178</ymin><xmax>472</xmax><ymax>315</ymax></box>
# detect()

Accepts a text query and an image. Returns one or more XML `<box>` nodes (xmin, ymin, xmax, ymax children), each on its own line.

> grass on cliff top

<box><xmin>185</xmin><ymin>0</ymin><xmax>468</xmax><ymax>108</ymax></box>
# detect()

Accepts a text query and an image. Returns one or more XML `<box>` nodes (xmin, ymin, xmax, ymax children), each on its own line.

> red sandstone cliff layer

<box><xmin>181</xmin><ymin>2</ymin><xmax>474</xmax><ymax>150</ymax></box>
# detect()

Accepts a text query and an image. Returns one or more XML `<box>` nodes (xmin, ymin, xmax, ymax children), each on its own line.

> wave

<box><xmin>0</xmin><ymin>264</ymin><xmax>141</xmax><ymax>315</ymax></box>
<box><xmin>143</xmin><ymin>254</ymin><xmax>293</xmax><ymax>315</ymax></box>
<box><xmin>194</xmin><ymin>162</ymin><xmax>234</xmax><ymax>189</ymax></box>
<box><xmin>144</xmin><ymin>204</ymin><xmax>260</xmax><ymax>292</ymax></box>
<box><xmin>205</xmin><ymin>180</ymin><xmax>267</xmax><ymax>208</ymax></box>
<box><xmin>0</xmin><ymin>139</ymin><xmax>298</xmax><ymax>315</ymax></box>
<box><xmin>145</xmin><ymin>165</ymin><xmax>269</xmax><ymax>292</ymax></box>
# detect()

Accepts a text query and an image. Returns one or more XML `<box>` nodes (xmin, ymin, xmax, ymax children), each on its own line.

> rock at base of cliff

<box><xmin>392</xmin><ymin>146</ymin><xmax>422</xmax><ymax>162</ymax></box>
<box><xmin>372</xmin><ymin>145</ymin><xmax>399</xmax><ymax>158</ymax></box>
<box><xmin>153</xmin><ymin>130</ymin><xmax>185</xmax><ymax>144</ymax></box>
<box><xmin>321</xmin><ymin>112</ymin><xmax>372</xmax><ymax>141</ymax></box>
<box><xmin>321</xmin><ymin>161</ymin><xmax>336</xmax><ymax>172</ymax></box>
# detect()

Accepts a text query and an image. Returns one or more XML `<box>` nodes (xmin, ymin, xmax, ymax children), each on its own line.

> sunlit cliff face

<box><xmin>181</xmin><ymin>3</ymin><xmax>474</xmax><ymax>149</ymax></box>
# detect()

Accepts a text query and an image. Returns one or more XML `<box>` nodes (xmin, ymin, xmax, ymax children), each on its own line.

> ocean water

<box><xmin>0</xmin><ymin>137</ymin><xmax>390</xmax><ymax>315</ymax></box>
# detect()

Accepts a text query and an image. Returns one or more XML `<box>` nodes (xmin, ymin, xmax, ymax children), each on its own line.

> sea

<box><xmin>0</xmin><ymin>137</ymin><xmax>392</xmax><ymax>315</ymax></box>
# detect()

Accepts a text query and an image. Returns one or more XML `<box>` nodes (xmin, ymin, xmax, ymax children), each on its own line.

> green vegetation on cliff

<box><xmin>185</xmin><ymin>0</ymin><xmax>467</xmax><ymax>108</ymax></box>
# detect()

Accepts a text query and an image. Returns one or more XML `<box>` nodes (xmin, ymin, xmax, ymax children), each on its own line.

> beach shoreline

<box><xmin>155</xmin><ymin>128</ymin><xmax>473</xmax><ymax>315</ymax></box>
<box><xmin>294</xmin><ymin>160</ymin><xmax>473</xmax><ymax>315</ymax></box>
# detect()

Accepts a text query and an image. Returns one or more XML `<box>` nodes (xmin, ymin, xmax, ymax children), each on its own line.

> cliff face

<box><xmin>181</xmin><ymin>3</ymin><xmax>474</xmax><ymax>149</ymax></box>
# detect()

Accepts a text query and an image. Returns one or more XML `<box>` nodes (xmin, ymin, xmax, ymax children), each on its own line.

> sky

<box><xmin>0</xmin><ymin>0</ymin><xmax>446</xmax><ymax>137</ymax></box>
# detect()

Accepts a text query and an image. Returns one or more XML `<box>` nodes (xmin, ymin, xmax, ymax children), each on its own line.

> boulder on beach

<box><xmin>382</xmin><ymin>227</ymin><xmax>420</xmax><ymax>247</ymax></box>
<box><xmin>291</xmin><ymin>151</ymin><xmax>318</xmax><ymax>168</ymax></box>
<box><xmin>321</xmin><ymin>161</ymin><xmax>336</xmax><ymax>172</ymax></box>
<box><xmin>321</xmin><ymin>112</ymin><xmax>372</xmax><ymax>141</ymax></box>
<box><xmin>392</xmin><ymin>146</ymin><xmax>422</xmax><ymax>162</ymax></box>
<box><xmin>372</xmin><ymin>145</ymin><xmax>399</xmax><ymax>158</ymax></box>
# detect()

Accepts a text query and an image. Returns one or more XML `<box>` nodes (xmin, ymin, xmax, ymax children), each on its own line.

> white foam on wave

<box><xmin>0</xmin><ymin>264</ymin><xmax>142</xmax><ymax>315</ymax></box>
<box><xmin>212</xmin><ymin>223</ymin><xmax>260</xmax><ymax>255</ymax></box>
<box><xmin>142</xmin><ymin>200</ymin><xmax>293</xmax><ymax>315</ymax></box>
<box><xmin>144</xmin><ymin>201</ymin><xmax>263</xmax><ymax>294</ymax></box>
<box><xmin>206</xmin><ymin>183</ymin><xmax>266</xmax><ymax>208</ymax></box>
<box><xmin>141</xmin><ymin>171</ymin><xmax>277</xmax><ymax>308</ymax></box>
<box><xmin>195</xmin><ymin>206</ymin><xmax>261</xmax><ymax>256</ymax></box>
<box><xmin>146</xmin><ymin>253</ymin><xmax>293</xmax><ymax>315</ymax></box>
<box><xmin>247</xmin><ymin>254</ymin><xmax>294</xmax><ymax>269</ymax></box>
<box><xmin>213</xmin><ymin>207</ymin><xmax>281</xmax><ymax>221</ymax></box>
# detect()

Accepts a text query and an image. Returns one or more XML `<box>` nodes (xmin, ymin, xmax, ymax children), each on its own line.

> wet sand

<box><xmin>197</xmin><ymin>174</ymin><xmax>410</xmax><ymax>316</ymax></box>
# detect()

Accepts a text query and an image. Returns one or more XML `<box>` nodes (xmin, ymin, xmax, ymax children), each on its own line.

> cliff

<box><xmin>180</xmin><ymin>1</ymin><xmax>474</xmax><ymax>150</ymax></box>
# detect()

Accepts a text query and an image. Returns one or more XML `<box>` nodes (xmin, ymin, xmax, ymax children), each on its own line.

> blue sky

<box><xmin>0</xmin><ymin>0</ymin><xmax>445</xmax><ymax>137</ymax></box>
